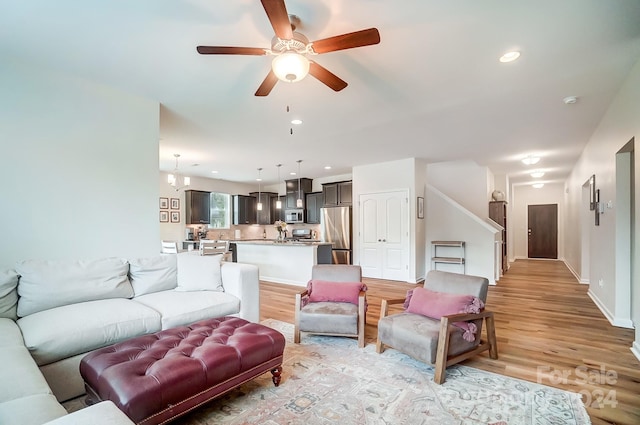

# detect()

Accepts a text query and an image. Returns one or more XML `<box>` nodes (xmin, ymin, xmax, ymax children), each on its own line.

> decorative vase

<box><xmin>277</xmin><ymin>230</ymin><xmax>283</xmax><ymax>242</ymax></box>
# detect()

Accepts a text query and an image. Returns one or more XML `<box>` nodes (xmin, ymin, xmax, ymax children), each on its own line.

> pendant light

<box><xmin>256</xmin><ymin>168</ymin><xmax>263</xmax><ymax>211</ymax></box>
<box><xmin>296</xmin><ymin>160</ymin><xmax>303</xmax><ymax>208</ymax></box>
<box><xmin>167</xmin><ymin>154</ymin><xmax>191</xmax><ymax>191</ymax></box>
<box><xmin>275</xmin><ymin>164</ymin><xmax>282</xmax><ymax>209</ymax></box>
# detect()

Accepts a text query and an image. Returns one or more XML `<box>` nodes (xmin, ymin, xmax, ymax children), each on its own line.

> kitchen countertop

<box><xmin>233</xmin><ymin>240</ymin><xmax>331</xmax><ymax>246</ymax></box>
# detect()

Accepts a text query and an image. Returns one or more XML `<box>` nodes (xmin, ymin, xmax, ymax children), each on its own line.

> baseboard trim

<box><xmin>631</xmin><ymin>341</ymin><xmax>640</xmax><ymax>362</ymax></box>
<box><xmin>587</xmin><ymin>289</ymin><xmax>635</xmax><ymax>329</ymax></box>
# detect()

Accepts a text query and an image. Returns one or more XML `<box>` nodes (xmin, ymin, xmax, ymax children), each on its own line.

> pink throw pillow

<box><xmin>307</xmin><ymin>280</ymin><xmax>366</xmax><ymax>305</ymax></box>
<box><xmin>406</xmin><ymin>287</ymin><xmax>484</xmax><ymax>342</ymax></box>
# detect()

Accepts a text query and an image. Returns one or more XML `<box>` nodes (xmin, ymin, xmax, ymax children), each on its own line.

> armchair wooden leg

<box><xmin>358</xmin><ymin>295</ymin><xmax>366</xmax><ymax>348</ymax></box>
<box><xmin>294</xmin><ymin>293</ymin><xmax>302</xmax><ymax>344</ymax></box>
<box><xmin>434</xmin><ymin>317</ymin><xmax>453</xmax><ymax>385</ymax></box>
<box><xmin>485</xmin><ymin>313</ymin><xmax>498</xmax><ymax>359</ymax></box>
<box><xmin>375</xmin><ymin>338</ymin><xmax>384</xmax><ymax>354</ymax></box>
<box><xmin>294</xmin><ymin>325</ymin><xmax>301</xmax><ymax>344</ymax></box>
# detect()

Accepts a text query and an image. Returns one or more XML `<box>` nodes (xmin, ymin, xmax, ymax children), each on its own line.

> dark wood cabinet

<box><xmin>285</xmin><ymin>178</ymin><xmax>312</xmax><ymax>209</ymax></box>
<box><xmin>185</xmin><ymin>190</ymin><xmax>210</xmax><ymax>224</ymax></box>
<box><xmin>489</xmin><ymin>201</ymin><xmax>508</xmax><ymax>273</ymax></box>
<box><xmin>249</xmin><ymin>192</ymin><xmax>278</xmax><ymax>225</ymax></box>
<box><xmin>305</xmin><ymin>192</ymin><xmax>323</xmax><ymax>224</ymax></box>
<box><xmin>233</xmin><ymin>195</ymin><xmax>256</xmax><ymax>225</ymax></box>
<box><xmin>277</xmin><ymin>196</ymin><xmax>286</xmax><ymax>222</ymax></box>
<box><xmin>322</xmin><ymin>181</ymin><xmax>352</xmax><ymax>207</ymax></box>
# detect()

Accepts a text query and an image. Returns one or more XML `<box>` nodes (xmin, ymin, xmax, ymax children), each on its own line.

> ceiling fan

<box><xmin>196</xmin><ymin>0</ymin><xmax>381</xmax><ymax>96</ymax></box>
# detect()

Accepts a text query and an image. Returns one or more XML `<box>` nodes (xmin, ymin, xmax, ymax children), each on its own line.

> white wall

<box><xmin>427</xmin><ymin>186</ymin><xmax>500</xmax><ymax>283</ymax></box>
<box><xmin>352</xmin><ymin>158</ymin><xmax>426</xmax><ymax>283</ymax></box>
<box><xmin>427</xmin><ymin>160</ymin><xmax>492</xmax><ymax>218</ymax></box>
<box><xmin>563</xmin><ymin>58</ymin><xmax>639</xmax><ymax>352</ymax></box>
<box><xmin>511</xmin><ymin>183</ymin><xmax>566</xmax><ymax>261</ymax></box>
<box><xmin>0</xmin><ymin>60</ymin><xmax>160</xmax><ymax>269</ymax></box>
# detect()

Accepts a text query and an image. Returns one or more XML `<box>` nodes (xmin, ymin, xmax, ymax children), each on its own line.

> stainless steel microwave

<box><xmin>285</xmin><ymin>209</ymin><xmax>304</xmax><ymax>223</ymax></box>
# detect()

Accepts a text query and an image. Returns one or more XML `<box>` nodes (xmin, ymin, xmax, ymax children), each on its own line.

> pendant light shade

<box><xmin>296</xmin><ymin>160</ymin><xmax>303</xmax><ymax>208</ymax></box>
<box><xmin>256</xmin><ymin>168</ymin><xmax>263</xmax><ymax>211</ymax></box>
<box><xmin>275</xmin><ymin>164</ymin><xmax>282</xmax><ymax>209</ymax></box>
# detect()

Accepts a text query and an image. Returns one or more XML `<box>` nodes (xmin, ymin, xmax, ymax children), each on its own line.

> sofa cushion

<box><xmin>17</xmin><ymin>298</ymin><xmax>161</xmax><ymax>366</ymax></box>
<box><xmin>0</xmin><ymin>346</ymin><xmax>54</xmax><ymax>402</ymax></box>
<box><xmin>132</xmin><ymin>290</ymin><xmax>240</xmax><ymax>330</ymax></box>
<box><xmin>0</xmin><ymin>269</ymin><xmax>18</xmax><ymax>320</ymax></box>
<box><xmin>16</xmin><ymin>258</ymin><xmax>133</xmax><ymax>317</ymax></box>
<box><xmin>129</xmin><ymin>255</ymin><xmax>177</xmax><ymax>296</ymax></box>
<box><xmin>45</xmin><ymin>401</ymin><xmax>134</xmax><ymax>425</ymax></box>
<box><xmin>0</xmin><ymin>318</ymin><xmax>24</xmax><ymax>348</ymax></box>
<box><xmin>0</xmin><ymin>394</ymin><xmax>68</xmax><ymax>425</ymax></box>
<box><xmin>176</xmin><ymin>253</ymin><xmax>223</xmax><ymax>292</ymax></box>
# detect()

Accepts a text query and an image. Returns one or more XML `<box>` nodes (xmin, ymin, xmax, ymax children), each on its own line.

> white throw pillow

<box><xmin>0</xmin><ymin>269</ymin><xmax>19</xmax><ymax>320</ymax></box>
<box><xmin>129</xmin><ymin>255</ymin><xmax>177</xmax><ymax>296</ymax></box>
<box><xmin>16</xmin><ymin>258</ymin><xmax>132</xmax><ymax>317</ymax></box>
<box><xmin>176</xmin><ymin>253</ymin><xmax>224</xmax><ymax>292</ymax></box>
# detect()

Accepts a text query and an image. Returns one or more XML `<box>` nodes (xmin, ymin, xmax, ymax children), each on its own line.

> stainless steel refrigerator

<box><xmin>320</xmin><ymin>206</ymin><xmax>352</xmax><ymax>264</ymax></box>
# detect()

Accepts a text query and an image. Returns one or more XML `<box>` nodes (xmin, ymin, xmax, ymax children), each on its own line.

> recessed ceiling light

<box><xmin>324</xmin><ymin>165</ymin><xmax>332</xmax><ymax>170</ymax></box>
<box><xmin>521</xmin><ymin>155</ymin><xmax>541</xmax><ymax>165</ymax></box>
<box><xmin>291</xmin><ymin>119</ymin><xmax>303</xmax><ymax>125</ymax></box>
<box><xmin>290</xmin><ymin>172</ymin><xmax>296</xmax><ymax>176</ymax></box>
<box><xmin>211</xmin><ymin>170</ymin><xmax>218</xmax><ymax>174</ymax></box>
<box><xmin>499</xmin><ymin>51</ymin><xmax>520</xmax><ymax>63</ymax></box>
<box><xmin>563</xmin><ymin>96</ymin><xmax>578</xmax><ymax>104</ymax></box>
<box><xmin>530</xmin><ymin>170</ymin><xmax>545</xmax><ymax>178</ymax></box>
<box><xmin>532</xmin><ymin>183</ymin><xmax>544</xmax><ymax>189</ymax></box>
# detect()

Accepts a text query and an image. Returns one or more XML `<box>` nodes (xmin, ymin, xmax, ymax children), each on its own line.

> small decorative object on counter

<box><xmin>262</xmin><ymin>229</ymin><xmax>267</xmax><ymax>239</ymax></box>
<box><xmin>274</xmin><ymin>220</ymin><xmax>287</xmax><ymax>242</ymax></box>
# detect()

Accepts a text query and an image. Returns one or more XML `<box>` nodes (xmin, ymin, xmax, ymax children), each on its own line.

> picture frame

<box><xmin>170</xmin><ymin>198</ymin><xmax>180</xmax><ymax>210</ymax></box>
<box><xmin>171</xmin><ymin>211</ymin><xmax>180</xmax><ymax>223</ymax></box>
<box><xmin>417</xmin><ymin>196</ymin><xmax>424</xmax><ymax>219</ymax></box>
<box><xmin>589</xmin><ymin>175</ymin><xmax>596</xmax><ymax>211</ymax></box>
<box><xmin>159</xmin><ymin>211</ymin><xmax>169</xmax><ymax>223</ymax></box>
<box><xmin>159</xmin><ymin>197</ymin><xmax>169</xmax><ymax>210</ymax></box>
<box><xmin>595</xmin><ymin>188</ymin><xmax>600</xmax><ymax>226</ymax></box>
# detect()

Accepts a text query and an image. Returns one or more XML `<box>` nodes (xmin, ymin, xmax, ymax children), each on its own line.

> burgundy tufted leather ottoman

<box><xmin>80</xmin><ymin>317</ymin><xmax>285</xmax><ymax>425</ymax></box>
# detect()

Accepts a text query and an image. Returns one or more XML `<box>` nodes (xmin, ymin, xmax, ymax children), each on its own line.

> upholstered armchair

<box><xmin>294</xmin><ymin>264</ymin><xmax>366</xmax><ymax>348</ymax></box>
<box><xmin>376</xmin><ymin>270</ymin><xmax>498</xmax><ymax>384</ymax></box>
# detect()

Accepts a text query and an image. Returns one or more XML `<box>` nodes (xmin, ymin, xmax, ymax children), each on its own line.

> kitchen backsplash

<box><xmin>200</xmin><ymin>223</ymin><xmax>321</xmax><ymax>241</ymax></box>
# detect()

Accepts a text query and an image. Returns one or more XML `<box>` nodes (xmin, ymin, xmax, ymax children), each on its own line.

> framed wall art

<box><xmin>171</xmin><ymin>198</ymin><xmax>180</xmax><ymax>210</ymax></box>
<box><xmin>159</xmin><ymin>197</ymin><xmax>169</xmax><ymax>210</ymax></box>
<box><xmin>171</xmin><ymin>211</ymin><xmax>180</xmax><ymax>223</ymax></box>
<box><xmin>159</xmin><ymin>211</ymin><xmax>169</xmax><ymax>223</ymax></box>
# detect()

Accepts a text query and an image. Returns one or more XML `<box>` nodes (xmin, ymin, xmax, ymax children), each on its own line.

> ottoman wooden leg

<box><xmin>271</xmin><ymin>366</ymin><xmax>282</xmax><ymax>387</ymax></box>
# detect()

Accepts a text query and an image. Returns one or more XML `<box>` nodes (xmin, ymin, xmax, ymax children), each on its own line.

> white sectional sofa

<box><xmin>0</xmin><ymin>253</ymin><xmax>260</xmax><ymax>425</ymax></box>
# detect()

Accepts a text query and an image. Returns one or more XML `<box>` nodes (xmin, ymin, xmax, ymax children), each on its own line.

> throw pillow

<box><xmin>129</xmin><ymin>255</ymin><xmax>178</xmax><ymax>296</ymax></box>
<box><xmin>175</xmin><ymin>253</ymin><xmax>224</xmax><ymax>292</ymax></box>
<box><xmin>405</xmin><ymin>287</ymin><xmax>484</xmax><ymax>342</ymax></box>
<box><xmin>306</xmin><ymin>279</ymin><xmax>366</xmax><ymax>305</ymax></box>
<box><xmin>0</xmin><ymin>269</ymin><xmax>19</xmax><ymax>320</ymax></box>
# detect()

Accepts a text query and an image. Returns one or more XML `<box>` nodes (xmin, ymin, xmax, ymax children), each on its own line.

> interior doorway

<box><xmin>528</xmin><ymin>204</ymin><xmax>558</xmax><ymax>259</ymax></box>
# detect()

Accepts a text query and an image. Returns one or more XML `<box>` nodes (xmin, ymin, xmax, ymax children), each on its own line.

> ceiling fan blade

<box><xmin>255</xmin><ymin>70</ymin><xmax>279</xmax><ymax>96</ymax></box>
<box><xmin>311</xmin><ymin>28</ymin><xmax>380</xmax><ymax>54</ymax></box>
<box><xmin>261</xmin><ymin>0</ymin><xmax>293</xmax><ymax>40</ymax></box>
<box><xmin>308</xmin><ymin>61</ymin><xmax>348</xmax><ymax>92</ymax></box>
<box><xmin>197</xmin><ymin>46</ymin><xmax>267</xmax><ymax>55</ymax></box>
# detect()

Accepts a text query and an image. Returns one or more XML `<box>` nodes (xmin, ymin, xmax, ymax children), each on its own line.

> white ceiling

<box><xmin>2</xmin><ymin>1</ymin><xmax>640</xmax><ymax>186</ymax></box>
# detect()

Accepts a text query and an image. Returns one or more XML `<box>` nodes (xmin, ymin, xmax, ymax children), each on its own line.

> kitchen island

<box><xmin>234</xmin><ymin>240</ymin><xmax>332</xmax><ymax>286</ymax></box>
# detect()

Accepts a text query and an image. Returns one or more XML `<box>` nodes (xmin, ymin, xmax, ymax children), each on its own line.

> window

<box><xmin>209</xmin><ymin>192</ymin><xmax>231</xmax><ymax>229</ymax></box>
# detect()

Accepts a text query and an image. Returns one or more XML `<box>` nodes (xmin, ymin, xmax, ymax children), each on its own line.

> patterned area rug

<box><xmin>65</xmin><ymin>319</ymin><xmax>590</xmax><ymax>425</ymax></box>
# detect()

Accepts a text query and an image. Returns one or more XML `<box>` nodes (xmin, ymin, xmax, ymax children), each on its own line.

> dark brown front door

<box><xmin>528</xmin><ymin>204</ymin><xmax>558</xmax><ymax>259</ymax></box>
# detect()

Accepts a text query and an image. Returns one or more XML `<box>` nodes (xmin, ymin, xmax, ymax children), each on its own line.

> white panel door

<box><xmin>359</xmin><ymin>190</ymin><xmax>409</xmax><ymax>281</ymax></box>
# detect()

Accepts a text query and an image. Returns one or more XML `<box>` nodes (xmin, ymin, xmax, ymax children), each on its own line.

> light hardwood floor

<box><xmin>259</xmin><ymin>259</ymin><xmax>640</xmax><ymax>425</ymax></box>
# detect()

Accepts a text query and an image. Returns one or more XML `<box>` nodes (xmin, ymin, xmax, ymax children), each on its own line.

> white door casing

<box><xmin>359</xmin><ymin>190</ymin><xmax>409</xmax><ymax>280</ymax></box>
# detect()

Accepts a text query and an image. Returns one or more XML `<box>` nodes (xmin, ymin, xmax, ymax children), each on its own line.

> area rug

<box><xmin>65</xmin><ymin>319</ymin><xmax>591</xmax><ymax>425</ymax></box>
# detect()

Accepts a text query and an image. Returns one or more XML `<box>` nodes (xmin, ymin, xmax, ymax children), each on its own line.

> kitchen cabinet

<box><xmin>322</xmin><ymin>181</ymin><xmax>352</xmax><ymax>207</ymax></box>
<box><xmin>489</xmin><ymin>201</ymin><xmax>508</xmax><ymax>273</ymax></box>
<box><xmin>277</xmin><ymin>196</ymin><xmax>286</xmax><ymax>222</ymax></box>
<box><xmin>285</xmin><ymin>178</ymin><xmax>312</xmax><ymax>209</ymax></box>
<box><xmin>233</xmin><ymin>195</ymin><xmax>256</xmax><ymax>225</ymax></box>
<box><xmin>305</xmin><ymin>192</ymin><xmax>323</xmax><ymax>224</ymax></box>
<box><xmin>185</xmin><ymin>190</ymin><xmax>211</xmax><ymax>224</ymax></box>
<box><xmin>249</xmin><ymin>192</ymin><xmax>278</xmax><ymax>225</ymax></box>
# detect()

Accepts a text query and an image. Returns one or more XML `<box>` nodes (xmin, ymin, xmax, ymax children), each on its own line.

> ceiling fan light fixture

<box><xmin>272</xmin><ymin>51</ymin><xmax>310</xmax><ymax>82</ymax></box>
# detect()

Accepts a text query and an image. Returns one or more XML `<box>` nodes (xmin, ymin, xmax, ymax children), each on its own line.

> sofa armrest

<box><xmin>221</xmin><ymin>262</ymin><xmax>260</xmax><ymax>323</ymax></box>
<box><xmin>45</xmin><ymin>401</ymin><xmax>134</xmax><ymax>425</ymax></box>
